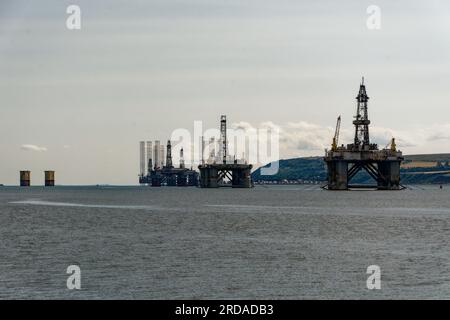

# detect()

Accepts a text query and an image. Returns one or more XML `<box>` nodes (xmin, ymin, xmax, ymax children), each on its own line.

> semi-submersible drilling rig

<box><xmin>198</xmin><ymin>115</ymin><xmax>253</xmax><ymax>188</ymax></box>
<box><xmin>324</xmin><ymin>78</ymin><xmax>404</xmax><ymax>190</ymax></box>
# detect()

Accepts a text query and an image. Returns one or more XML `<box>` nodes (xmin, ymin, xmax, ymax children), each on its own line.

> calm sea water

<box><xmin>0</xmin><ymin>185</ymin><xmax>449</xmax><ymax>299</ymax></box>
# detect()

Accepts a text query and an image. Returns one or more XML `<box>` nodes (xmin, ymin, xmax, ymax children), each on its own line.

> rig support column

<box><xmin>177</xmin><ymin>171</ymin><xmax>187</xmax><ymax>186</ymax></box>
<box><xmin>377</xmin><ymin>161</ymin><xmax>401</xmax><ymax>190</ymax></box>
<box><xmin>20</xmin><ymin>171</ymin><xmax>31</xmax><ymax>187</ymax></box>
<box><xmin>44</xmin><ymin>171</ymin><xmax>55</xmax><ymax>186</ymax></box>
<box><xmin>232</xmin><ymin>167</ymin><xmax>252</xmax><ymax>188</ymax></box>
<box><xmin>166</xmin><ymin>173</ymin><xmax>177</xmax><ymax>186</ymax></box>
<box><xmin>326</xmin><ymin>161</ymin><xmax>348</xmax><ymax>190</ymax></box>
<box><xmin>199</xmin><ymin>166</ymin><xmax>219</xmax><ymax>188</ymax></box>
<box><xmin>151</xmin><ymin>172</ymin><xmax>162</xmax><ymax>187</ymax></box>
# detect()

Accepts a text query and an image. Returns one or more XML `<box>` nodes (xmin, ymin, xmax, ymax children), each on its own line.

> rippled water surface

<box><xmin>1</xmin><ymin>185</ymin><xmax>450</xmax><ymax>299</ymax></box>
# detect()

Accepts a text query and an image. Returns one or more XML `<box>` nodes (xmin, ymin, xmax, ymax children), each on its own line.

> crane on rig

<box><xmin>383</xmin><ymin>137</ymin><xmax>397</xmax><ymax>152</ymax></box>
<box><xmin>331</xmin><ymin>115</ymin><xmax>341</xmax><ymax>151</ymax></box>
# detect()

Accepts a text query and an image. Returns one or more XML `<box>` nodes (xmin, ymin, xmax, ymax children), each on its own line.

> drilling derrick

<box><xmin>220</xmin><ymin>115</ymin><xmax>227</xmax><ymax>164</ymax></box>
<box><xmin>324</xmin><ymin>78</ymin><xmax>404</xmax><ymax>190</ymax></box>
<box><xmin>180</xmin><ymin>148</ymin><xmax>185</xmax><ymax>169</ymax></box>
<box><xmin>354</xmin><ymin>78</ymin><xmax>370</xmax><ymax>147</ymax></box>
<box><xmin>166</xmin><ymin>140</ymin><xmax>173</xmax><ymax>169</ymax></box>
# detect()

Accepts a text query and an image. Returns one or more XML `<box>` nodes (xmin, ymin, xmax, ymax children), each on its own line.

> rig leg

<box><xmin>377</xmin><ymin>161</ymin><xmax>401</xmax><ymax>190</ymax></box>
<box><xmin>199</xmin><ymin>167</ymin><xmax>219</xmax><ymax>188</ymax></box>
<box><xmin>232</xmin><ymin>168</ymin><xmax>252</xmax><ymax>188</ymax></box>
<box><xmin>326</xmin><ymin>160</ymin><xmax>348</xmax><ymax>190</ymax></box>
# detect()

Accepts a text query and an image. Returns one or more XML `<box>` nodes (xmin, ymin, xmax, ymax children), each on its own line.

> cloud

<box><xmin>424</xmin><ymin>124</ymin><xmax>450</xmax><ymax>141</ymax></box>
<box><xmin>368</xmin><ymin>126</ymin><xmax>418</xmax><ymax>148</ymax></box>
<box><xmin>282</xmin><ymin>121</ymin><xmax>334</xmax><ymax>152</ymax></box>
<box><xmin>21</xmin><ymin>144</ymin><xmax>48</xmax><ymax>152</ymax></box>
<box><xmin>231</xmin><ymin>121</ymin><xmax>254</xmax><ymax>131</ymax></box>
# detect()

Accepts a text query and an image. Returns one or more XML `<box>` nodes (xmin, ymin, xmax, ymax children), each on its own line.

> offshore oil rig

<box><xmin>139</xmin><ymin>140</ymin><xmax>199</xmax><ymax>186</ymax></box>
<box><xmin>198</xmin><ymin>115</ymin><xmax>253</xmax><ymax>188</ymax></box>
<box><xmin>324</xmin><ymin>78</ymin><xmax>404</xmax><ymax>190</ymax></box>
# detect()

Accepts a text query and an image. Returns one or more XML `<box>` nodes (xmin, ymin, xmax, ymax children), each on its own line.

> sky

<box><xmin>1</xmin><ymin>0</ymin><xmax>450</xmax><ymax>185</ymax></box>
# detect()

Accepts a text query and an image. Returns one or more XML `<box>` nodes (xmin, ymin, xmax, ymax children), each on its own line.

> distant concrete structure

<box><xmin>154</xmin><ymin>140</ymin><xmax>161</xmax><ymax>170</ymax></box>
<box><xmin>208</xmin><ymin>137</ymin><xmax>216</xmax><ymax>163</ymax></box>
<box><xmin>324</xmin><ymin>78</ymin><xmax>404</xmax><ymax>190</ymax></box>
<box><xmin>20</xmin><ymin>171</ymin><xmax>31</xmax><ymax>186</ymax></box>
<box><xmin>45</xmin><ymin>171</ymin><xmax>55</xmax><ymax>186</ymax></box>
<box><xmin>146</xmin><ymin>141</ymin><xmax>153</xmax><ymax>175</ymax></box>
<box><xmin>160</xmin><ymin>144</ymin><xmax>165</xmax><ymax>169</ymax></box>
<box><xmin>139</xmin><ymin>141</ymin><xmax>146</xmax><ymax>176</ymax></box>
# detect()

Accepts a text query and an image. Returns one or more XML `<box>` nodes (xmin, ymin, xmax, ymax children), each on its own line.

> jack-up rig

<box><xmin>198</xmin><ymin>115</ymin><xmax>253</xmax><ymax>188</ymax></box>
<box><xmin>323</xmin><ymin>78</ymin><xmax>404</xmax><ymax>190</ymax></box>
<box><xmin>139</xmin><ymin>140</ymin><xmax>199</xmax><ymax>187</ymax></box>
